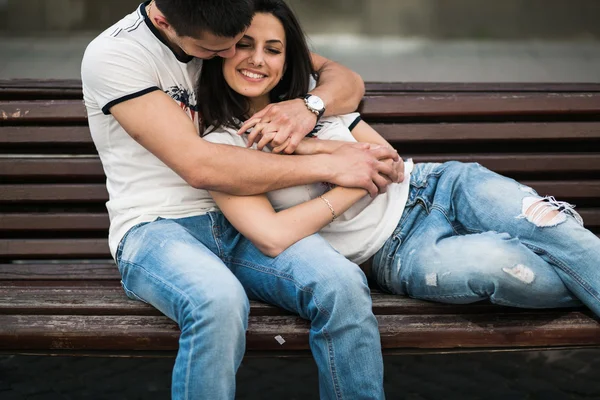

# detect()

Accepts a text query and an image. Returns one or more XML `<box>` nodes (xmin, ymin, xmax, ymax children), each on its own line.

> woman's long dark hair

<box><xmin>197</xmin><ymin>0</ymin><xmax>317</xmax><ymax>134</ymax></box>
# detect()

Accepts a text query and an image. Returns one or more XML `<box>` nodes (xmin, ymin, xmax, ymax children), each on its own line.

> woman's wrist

<box><xmin>295</xmin><ymin>138</ymin><xmax>329</xmax><ymax>155</ymax></box>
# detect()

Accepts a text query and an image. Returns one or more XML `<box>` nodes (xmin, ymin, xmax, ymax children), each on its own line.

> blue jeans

<box><xmin>373</xmin><ymin>162</ymin><xmax>600</xmax><ymax>314</ymax></box>
<box><xmin>116</xmin><ymin>213</ymin><xmax>384</xmax><ymax>400</ymax></box>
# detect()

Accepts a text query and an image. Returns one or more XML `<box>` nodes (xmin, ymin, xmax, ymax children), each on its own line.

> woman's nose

<box><xmin>249</xmin><ymin>51</ymin><xmax>265</xmax><ymax>66</ymax></box>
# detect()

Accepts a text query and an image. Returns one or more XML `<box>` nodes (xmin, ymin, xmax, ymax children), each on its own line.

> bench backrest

<box><xmin>1</xmin><ymin>81</ymin><xmax>600</xmax><ymax>277</ymax></box>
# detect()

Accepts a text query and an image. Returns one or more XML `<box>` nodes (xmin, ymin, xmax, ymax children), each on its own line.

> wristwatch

<box><xmin>303</xmin><ymin>94</ymin><xmax>326</xmax><ymax>120</ymax></box>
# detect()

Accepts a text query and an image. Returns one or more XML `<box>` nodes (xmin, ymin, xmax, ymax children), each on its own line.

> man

<box><xmin>82</xmin><ymin>0</ymin><xmax>401</xmax><ymax>398</ymax></box>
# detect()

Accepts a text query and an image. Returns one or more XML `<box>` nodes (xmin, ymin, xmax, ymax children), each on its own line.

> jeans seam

<box><xmin>390</xmin><ymin>197</ymin><xmax>428</xmax><ymax>244</ymax></box>
<box><xmin>119</xmin><ymin>259</ymin><xmax>203</xmax><ymax>398</ymax></box>
<box><xmin>430</xmin><ymin>204</ymin><xmax>462</xmax><ymax>236</ymax></box>
<box><xmin>208</xmin><ymin>213</ymin><xmax>224</xmax><ymax>259</ymax></box>
<box><xmin>323</xmin><ymin>327</ymin><xmax>343</xmax><ymax>400</ymax></box>
<box><xmin>119</xmin><ymin>259</ymin><xmax>199</xmax><ymax>309</ymax></box>
<box><xmin>416</xmin><ymin>294</ymin><xmax>485</xmax><ymax>300</ymax></box>
<box><xmin>226</xmin><ymin>257</ymin><xmax>342</xmax><ymax>394</ymax></box>
<box><xmin>410</xmin><ymin>163</ymin><xmax>446</xmax><ymax>188</ymax></box>
<box><xmin>415</xmin><ymin>294</ymin><xmax>542</xmax><ymax>309</ymax></box>
<box><xmin>523</xmin><ymin>241</ymin><xmax>600</xmax><ymax>304</ymax></box>
<box><xmin>225</xmin><ymin>257</ymin><xmax>332</xmax><ymax>318</ymax></box>
<box><xmin>184</xmin><ymin>313</ymin><xmax>197</xmax><ymax>400</ymax></box>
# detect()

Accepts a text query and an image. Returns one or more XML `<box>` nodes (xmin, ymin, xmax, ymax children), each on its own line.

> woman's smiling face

<box><xmin>222</xmin><ymin>12</ymin><xmax>286</xmax><ymax>105</ymax></box>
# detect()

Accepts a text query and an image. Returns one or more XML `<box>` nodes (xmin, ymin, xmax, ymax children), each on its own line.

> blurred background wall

<box><xmin>0</xmin><ymin>0</ymin><xmax>599</xmax><ymax>39</ymax></box>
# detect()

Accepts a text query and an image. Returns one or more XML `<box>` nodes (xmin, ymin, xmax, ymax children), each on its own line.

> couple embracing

<box><xmin>82</xmin><ymin>0</ymin><xmax>600</xmax><ymax>398</ymax></box>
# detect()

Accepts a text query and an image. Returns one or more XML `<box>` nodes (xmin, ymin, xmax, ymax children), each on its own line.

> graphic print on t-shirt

<box><xmin>165</xmin><ymin>85</ymin><xmax>199</xmax><ymax>122</ymax></box>
<box><xmin>307</xmin><ymin>120</ymin><xmax>333</xmax><ymax>137</ymax></box>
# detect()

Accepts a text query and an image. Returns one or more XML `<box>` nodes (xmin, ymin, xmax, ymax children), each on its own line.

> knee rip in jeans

<box><xmin>502</xmin><ymin>264</ymin><xmax>535</xmax><ymax>284</ymax></box>
<box><xmin>518</xmin><ymin>196</ymin><xmax>584</xmax><ymax>228</ymax></box>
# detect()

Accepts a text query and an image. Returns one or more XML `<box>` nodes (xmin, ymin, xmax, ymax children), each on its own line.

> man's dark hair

<box><xmin>197</xmin><ymin>0</ymin><xmax>316</xmax><ymax>133</ymax></box>
<box><xmin>155</xmin><ymin>0</ymin><xmax>254</xmax><ymax>38</ymax></box>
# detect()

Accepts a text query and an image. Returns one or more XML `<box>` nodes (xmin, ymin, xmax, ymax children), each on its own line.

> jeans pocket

<box><xmin>371</xmin><ymin>236</ymin><xmax>402</xmax><ymax>294</ymax></box>
<box><xmin>120</xmin><ymin>280</ymin><xmax>149</xmax><ymax>304</ymax></box>
<box><xmin>116</xmin><ymin>220</ymin><xmax>153</xmax><ymax>266</ymax></box>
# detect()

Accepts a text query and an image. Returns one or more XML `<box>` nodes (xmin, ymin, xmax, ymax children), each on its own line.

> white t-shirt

<box><xmin>204</xmin><ymin>114</ymin><xmax>413</xmax><ymax>264</ymax></box>
<box><xmin>81</xmin><ymin>2</ymin><xmax>217</xmax><ymax>259</ymax></box>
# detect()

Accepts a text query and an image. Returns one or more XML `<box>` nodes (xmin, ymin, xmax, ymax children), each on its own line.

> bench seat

<box><xmin>1</xmin><ymin>80</ymin><xmax>600</xmax><ymax>356</ymax></box>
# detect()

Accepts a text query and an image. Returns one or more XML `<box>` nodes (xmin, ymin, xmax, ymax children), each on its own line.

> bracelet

<box><xmin>319</xmin><ymin>195</ymin><xmax>337</xmax><ymax>222</ymax></box>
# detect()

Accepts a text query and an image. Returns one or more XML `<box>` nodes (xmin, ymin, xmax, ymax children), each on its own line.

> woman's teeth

<box><xmin>241</xmin><ymin>70</ymin><xmax>266</xmax><ymax>79</ymax></box>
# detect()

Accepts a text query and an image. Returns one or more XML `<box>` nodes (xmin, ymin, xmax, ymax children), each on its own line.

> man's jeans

<box><xmin>116</xmin><ymin>213</ymin><xmax>384</xmax><ymax>400</ymax></box>
<box><xmin>373</xmin><ymin>161</ymin><xmax>600</xmax><ymax>315</ymax></box>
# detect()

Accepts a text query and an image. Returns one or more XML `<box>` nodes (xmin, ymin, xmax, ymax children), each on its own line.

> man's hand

<box><xmin>324</xmin><ymin>143</ymin><xmax>401</xmax><ymax>197</ymax></box>
<box><xmin>237</xmin><ymin>99</ymin><xmax>317</xmax><ymax>154</ymax></box>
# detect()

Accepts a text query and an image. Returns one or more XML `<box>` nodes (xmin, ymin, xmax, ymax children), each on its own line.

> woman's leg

<box><xmin>117</xmin><ymin>215</ymin><xmax>249</xmax><ymax>400</ymax></box>
<box><xmin>219</xmin><ymin>223</ymin><xmax>384</xmax><ymax>400</ymax></box>
<box><xmin>443</xmin><ymin>162</ymin><xmax>600</xmax><ymax>313</ymax></box>
<box><xmin>373</xmin><ymin>162</ymin><xmax>585</xmax><ymax>309</ymax></box>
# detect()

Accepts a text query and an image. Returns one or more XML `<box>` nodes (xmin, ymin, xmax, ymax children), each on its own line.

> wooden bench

<box><xmin>1</xmin><ymin>80</ymin><xmax>600</xmax><ymax>357</ymax></box>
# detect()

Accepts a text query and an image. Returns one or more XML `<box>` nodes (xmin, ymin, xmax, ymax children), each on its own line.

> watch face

<box><xmin>307</xmin><ymin>96</ymin><xmax>324</xmax><ymax>110</ymax></box>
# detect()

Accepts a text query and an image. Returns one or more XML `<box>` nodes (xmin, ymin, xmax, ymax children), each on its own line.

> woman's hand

<box><xmin>237</xmin><ymin>99</ymin><xmax>318</xmax><ymax>153</ymax></box>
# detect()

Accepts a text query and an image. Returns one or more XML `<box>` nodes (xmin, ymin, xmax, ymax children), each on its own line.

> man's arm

<box><xmin>110</xmin><ymin>91</ymin><xmax>397</xmax><ymax>196</ymax></box>
<box><xmin>309</xmin><ymin>52</ymin><xmax>365</xmax><ymax>117</ymax></box>
<box><xmin>237</xmin><ymin>53</ymin><xmax>365</xmax><ymax>154</ymax></box>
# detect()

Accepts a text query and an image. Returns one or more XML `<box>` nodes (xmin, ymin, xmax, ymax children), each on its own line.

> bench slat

<box><xmin>0</xmin><ymin>100</ymin><xmax>86</xmax><ymax>122</ymax></box>
<box><xmin>0</xmin><ymin>158</ymin><xmax>104</xmax><ymax>177</ymax></box>
<box><xmin>0</xmin><ymin>239</ymin><xmax>110</xmax><ymax>258</ymax></box>
<box><xmin>3</xmin><ymin>229</ymin><xmax>600</xmax><ymax>259</ymax></box>
<box><xmin>0</xmin><ymin>184</ymin><xmax>108</xmax><ymax>202</ymax></box>
<box><xmin>2</xmin><ymin>123</ymin><xmax>600</xmax><ymax>146</ymax></box>
<box><xmin>1</xmin><ymin>312</ymin><xmax>598</xmax><ymax>352</ymax></box>
<box><xmin>2</xmin><ymin>181</ymin><xmax>598</xmax><ymax>203</ymax></box>
<box><xmin>3</xmin><ymin>154</ymin><xmax>600</xmax><ymax>179</ymax></box>
<box><xmin>0</xmin><ymin>213</ymin><xmax>109</xmax><ymax>230</ymax></box>
<box><xmin>3</xmin><ymin>94</ymin><xmax>600</xmax><ymax>123</ymax></box>
<box><xmin>0</xmin><ymin>126</ymin><xmax>91</xmax><ymax>144</ymax></box>
<box><xmin>364</xmin><ymin>82</ymin><xmax>600</xmax><ymax>93</ymax></box>
<box><xmin>359</xmin><ymin>93</ymin><xmax>600</xmax><ymax>118</ymax></box>
<box><xmin>0</xmin><ymin>286</ymin><xmax>521</xmax><ymax>316</ymax></box>
<box><xmin>2</xmin><ymin>209</ymin><xmax>599</xmax><ymax>233</ymax></box>
<box><xmin>3</xmin><ymin>81</ymin><xmax>600</xmax><ymax>98</ymax></box>
<box><xmin>0</xmin><ymin>263</ymin><xmax>120</xmax><ymax>280</ymax></box>
<box><xmin>376</xmin><ymin>122</ymin><xmax>600</xmax><ymax>142</ymax></box>
<box><xmin>409</xmin><ymin>154</ymin><xmax>600</xmax><ymax>174</ymax></box>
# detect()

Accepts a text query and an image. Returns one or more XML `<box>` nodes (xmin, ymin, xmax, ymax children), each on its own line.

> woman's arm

<box><xmin>210</xmin><ymin>185</ymin><xmax>367</xmax><ymax>258</ymax></box>
<box><xmin>209</xmin><ymin>120</ymin><xmax>400</xmax><ymax>258</ymax></box>
<box><xmin>290</xmin><ymin>120</ymin><xmax>396</xmax><ymax>155</ymax></box>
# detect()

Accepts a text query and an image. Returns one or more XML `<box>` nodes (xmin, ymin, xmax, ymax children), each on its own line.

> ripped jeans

<box><xmin>372</xmin><ymin>161</ymin><xmax>600</xmax><ymax>315</ymax></box>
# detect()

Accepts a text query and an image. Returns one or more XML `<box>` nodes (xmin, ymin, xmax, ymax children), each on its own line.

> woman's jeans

<box><xmin>373</xmin><ymin>161</ymin><xmax>600</xmax><ymax>315</ymax></box>
<box><xmin>116</xmin><ymin>213</ymin><xmax>384</xmax><ymax>400</ymax></box>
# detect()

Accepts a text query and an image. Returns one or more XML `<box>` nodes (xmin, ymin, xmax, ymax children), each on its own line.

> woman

<box><xmin>198</xmin><ymin>0</ymin><xmax>600</xmax><ymax>318</ymax></box>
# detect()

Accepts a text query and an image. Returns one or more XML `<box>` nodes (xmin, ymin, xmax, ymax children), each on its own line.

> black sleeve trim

<box><xmin>348</xmin><ymin>116</ymin><xmax>362</xmax><ymax>132</ymax></box>
<box><xmin>101</xmin><ymin>87</ymin><xmax>161</xmax><ymax>115</ymax></box>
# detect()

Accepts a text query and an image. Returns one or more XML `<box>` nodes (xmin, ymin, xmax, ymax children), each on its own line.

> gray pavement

<box><xmin>2</xmin><ymin>349</ymin><xmax>600</xmax><ymax>399</ymax></box>
<box><xmin>1</xmin><ymin>34</ymin><xmax>600</xmax><ymax>82</ymax></box>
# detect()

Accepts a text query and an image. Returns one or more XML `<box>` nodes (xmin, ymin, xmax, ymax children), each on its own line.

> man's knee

<box><xmin>182</xmin><ymin>280</ymin><xmax>250</xmax><ymax>331</ymax></box>
<box><xmin>311</xmin><ymin>261</ymin><xmax>372</xmax><ymax>312</ymax></box>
